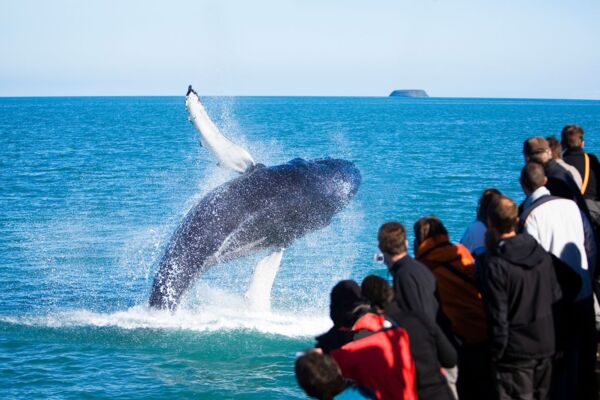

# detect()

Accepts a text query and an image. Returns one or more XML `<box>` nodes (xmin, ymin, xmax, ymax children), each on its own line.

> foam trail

<box><xmin>245</xmin><ymin>250</ymin><xmax>284</xmax><ymax>311</ymax></box>
<box><xmin>0</xmin><ymin>301</ymin><xmax>331</xmax><ymax>338</ymax></box>
<box><xmin>185</xmin><ymin>86</ymin><xmax>255</xmax><ymax>173</ymax></box>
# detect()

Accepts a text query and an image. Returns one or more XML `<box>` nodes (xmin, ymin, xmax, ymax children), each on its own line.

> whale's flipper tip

<box><xmin>186</xmin><ymin>85</ymin><xmax>197</xmax><ymax>96</ymax></box>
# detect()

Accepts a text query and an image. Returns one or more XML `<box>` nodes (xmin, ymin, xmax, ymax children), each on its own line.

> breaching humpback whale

<box><xmin>148</xmin><ymin>86</ymin><xmax>361</xmax><ymax>310</ymax></box>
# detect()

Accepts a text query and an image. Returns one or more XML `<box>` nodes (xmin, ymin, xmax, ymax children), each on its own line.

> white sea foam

<box><xmin>0</xmin><ymin>285</ymin><xmax>331</xmax><ymax>338</ymax></box>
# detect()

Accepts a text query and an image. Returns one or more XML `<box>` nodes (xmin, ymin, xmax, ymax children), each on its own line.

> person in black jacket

<box><xmin>361</xmin><ymin>275</ymin><xmax>457</xmax><ymax>400</ymax></box>
<box><xmin>377</xmin><ymin>221</ymin><xmax>439</xmax><ymax>322</ymax></box>
<box><xmin>378</xmin><ymin>221</ymin><xmax>459</xmax><ymax>397</ymax></box>
<box><xmin>562</xmin><ymin>125</ymin><xmax>600</xmax><ymax>208</ymax></box>
<box><xmin>477</xmin><ymin>195</ymin><xmax>561</xmax><ymax>400</ymax></box>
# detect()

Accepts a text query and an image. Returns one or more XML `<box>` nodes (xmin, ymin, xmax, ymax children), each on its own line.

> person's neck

<box><xmin>390</xmin><ymin>252</ymin><xmax>407</xmax><ymax>264</ymax></box>
<box><xmin>499</xmin><ymin>231</ymin><xmax>516</xmax><ymax>240</ymax></box>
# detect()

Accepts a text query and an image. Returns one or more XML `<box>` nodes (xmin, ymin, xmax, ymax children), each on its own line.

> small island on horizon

<box><xmin>389</xmin><ymin>89</ymin><xmax>429</xmax><ymax>98</ymax></box>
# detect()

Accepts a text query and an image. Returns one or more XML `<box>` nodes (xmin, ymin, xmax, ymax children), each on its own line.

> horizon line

<box><xmin>0</xmin><ymin>94</ymin><xmax>599</xmax><ymax>101</ymax></box>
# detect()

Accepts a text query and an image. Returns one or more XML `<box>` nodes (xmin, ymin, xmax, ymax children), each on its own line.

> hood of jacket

<box><xmin>492</xmin><ymin>233</ymin><xmax>546</xmax><ymax>270</ymax></box>
<box><xmin>415</xmin><ymin>235</ymin><xmax>474</xmax><ymax>269</ymax></box>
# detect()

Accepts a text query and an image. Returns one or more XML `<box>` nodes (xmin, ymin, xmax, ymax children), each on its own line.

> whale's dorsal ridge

<box><xmin>246</xmin><ymin>163</ymin><xmax>266</xmax><ymax>174</ymax></box>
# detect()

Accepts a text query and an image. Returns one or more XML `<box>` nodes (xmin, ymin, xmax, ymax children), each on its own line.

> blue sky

<box><xmin>1</xmin><ymin>0</ymin><xmax>599</xmax><ymax>98</ymax></box>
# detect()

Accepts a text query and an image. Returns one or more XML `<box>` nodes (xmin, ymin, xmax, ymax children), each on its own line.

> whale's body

<box><xmin>149</xmin><ymin>157</ymin><xmax>361</xmax><ymax>310</ymax></box>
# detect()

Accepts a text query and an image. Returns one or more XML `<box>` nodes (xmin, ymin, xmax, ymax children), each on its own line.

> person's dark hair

<box><xmin>413</xmin><ymin>216</ymin><xmax>448</xmax><ymax>251</ymax></box>
<box><xmin>295</xmin><ymin>350</ymin><xmax>346</xmax><ymax>400</ymax></box>
<box><xmin>561</xmin><ymin>124</ymin><xmax>584</xmax><ymax>150</ymax></box>
<box><xmin>487</xmin><ymin>195</ymin><xmax>518</xmax><ymax>234</ymax></box>
<box><xmin>546</xmin><ymin>136</ymin><xmax>562</xmax><ymax>159</ymax></box>
<box><xmin>329</xmin><ymin>280</ymin><xmax>364</xmax><ymax>328</ymax></box>
<box><xmin>476</xmin><ymin>188</ymin><xmax>502</xmax><ymax>222</ymax></box>
<box><xmin>523</xmin><ymin>137</ymin><xmax>552</xmax><ymax>164</ymax></box>
<box><xmin>520</xmin><ymin>163</ymin><xmax>546</xmax><ymax>194</ymax></box>
<box><xmin>378</xmin><ymin>221</ymin><xmax>407</xmax><ymax>255</ymax></box>
<box><xmin>361</xmin><ymin>275</ymin><xmax>394</xmax><ymax>311</ymax></box>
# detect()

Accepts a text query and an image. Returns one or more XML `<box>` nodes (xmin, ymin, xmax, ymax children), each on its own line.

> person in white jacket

<box><xmin>520</xmin><ymin>163</ymin><xmax>591</xmax><ymax>300</ymax></box>
<box><xmin>519</xmin><ymin>161</ymin><xmax>597</xmax><ymax>400</ymax></box>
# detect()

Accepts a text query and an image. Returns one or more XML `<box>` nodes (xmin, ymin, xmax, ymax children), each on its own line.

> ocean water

<box><xmin>1</xmin><ymin>96</ymin><xmax>600</xmax><ymax>399</ymax></box>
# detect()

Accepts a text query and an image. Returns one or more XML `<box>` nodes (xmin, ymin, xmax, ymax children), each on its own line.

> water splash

<box><xmin>0</xmin><ymin>284</ymin><xmax>331</xmax><ymax>338</ymax></box>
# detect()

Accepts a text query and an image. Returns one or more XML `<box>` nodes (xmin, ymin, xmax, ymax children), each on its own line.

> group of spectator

<box><xmin>294</xmin><ymin>125</ymin><xmax>600</xmax><ymax>400</ymax></box>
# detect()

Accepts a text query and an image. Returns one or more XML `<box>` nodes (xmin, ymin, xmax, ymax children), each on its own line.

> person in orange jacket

<box><xmin>414</xmin><ymin>216</ymin><xmax>491</xmax><ymax>400</ymax></box>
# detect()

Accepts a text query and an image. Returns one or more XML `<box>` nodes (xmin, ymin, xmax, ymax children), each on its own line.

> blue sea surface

<box><xmin>1</xmin><ymin>96</ymin><xmax>600</xmax><ymax>398</ymax></box>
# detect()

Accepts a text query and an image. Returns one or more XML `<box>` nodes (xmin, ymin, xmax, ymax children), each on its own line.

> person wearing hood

<box><xmin>477</xmin><ymin>195</ymin><xmax>561</xmax><ymax>400</ymax></box>
<box><xmin>315</xmin><ymin>280</ymin><xmax>370</xmax><ymax>353</ymax></box>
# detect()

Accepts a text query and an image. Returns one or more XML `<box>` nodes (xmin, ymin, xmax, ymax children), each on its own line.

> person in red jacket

<box><xmin>330</xmin><ymin>316</ymin><xmax>418</xmax><ymax>400</ymax></box>
<box><xmin>361</xmin><ymin>275</ymin><xmax>456</xmax><ymax>400</ymax></box>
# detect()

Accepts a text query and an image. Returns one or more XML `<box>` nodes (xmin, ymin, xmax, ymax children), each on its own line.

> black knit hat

<box><xmin>329</xmin><ymin>280</ymin><xmax>364</xmax><ymax>327</ymax></box>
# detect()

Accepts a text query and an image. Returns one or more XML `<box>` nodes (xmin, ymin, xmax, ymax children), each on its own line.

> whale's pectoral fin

<box><xmin>244</xmin><ymin>249</ymin><xmax>284</xmax><ymax>311</ymax></box>
<box><xmin>186</xmin><ymin>85</ymin><xmax>198</xmax><ymax>96</ymax></box>
<box><xmin>185</xmin><ymin>85</ymin><xmax>256</xmax><ymax>174</ymax></box>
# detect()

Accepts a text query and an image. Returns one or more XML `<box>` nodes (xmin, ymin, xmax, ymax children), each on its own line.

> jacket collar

<box><xmin>390</xmin><ymin>254</ymin><xmax>412</xmax><ymax>274</ymax></box>
<box><xmin>564</xmin><ymin>147</ymin><xmax>584</xmax><ymax>155</ymax></box>
<box><xmin>415</xmin><ymin>235</ymin><xmax>450</xmax><ymax>259</ymax></box>
<box><xmin>522</xmin><ymin>186</ymin><xmax>550</xmax><ymax>210</ymax></box>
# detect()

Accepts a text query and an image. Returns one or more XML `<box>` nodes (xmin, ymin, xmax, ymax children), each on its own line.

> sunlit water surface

<box><xmin>1</xmin><ymin>96</ymin><xmax>600</xmax><ymax>398</ymax></box>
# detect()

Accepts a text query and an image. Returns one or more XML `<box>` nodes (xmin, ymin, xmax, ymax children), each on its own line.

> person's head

<box><xmin>361</xmin><ymin>275</ymin><xmax>394</xmax><ymax>311</ymax></box>
<box><xmin>546</xmin><ymin>136</ymin><xmax>562</xmax><ymax>159</ymax></box>
<box><xmin>413</xmin><ymin>216</ymin><xmax>448</xmax><ymax>253</ymax></box>
<box><xmin>561</xmin><ymin>124</ymin><xmax>584</xmax><ymax>150</ymax></box>
<box><xmin>377</xmin><ymin>221</ymin><xmax>408</xmax><ymax>265</ymax></box>
<box><xmin>329</xmin><ymin>280</ymin><xmax>363</xmax><ymax>328</ymax></box>
<box><xmin>486</xmin><ymin>195</ymin><xmax>518</xmax><ymax>238</ymax></box>
<box><xmin>295</xmin><ymin>350</ymin><xmax>346</xmax><ymax>400</ymax></box>
<box><xmin>476</xmin><ymin>188</ymin><xmax>502</xmax><ymax>222</ymax></box>
<box><xmin>523</xmin><ymin>137</ymin><xmax>552</xmax><ymax>164</ymax></box>
<box><xmin>520</xmin><ymin>162</ymin><xmax>547</xmax><ymax>195</ymax></box>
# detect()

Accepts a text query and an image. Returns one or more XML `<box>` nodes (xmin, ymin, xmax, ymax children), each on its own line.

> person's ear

<box><xmin>543</xmin><ymin>177</ymin><xmax>548</xmax><ymax>185</ymax></box>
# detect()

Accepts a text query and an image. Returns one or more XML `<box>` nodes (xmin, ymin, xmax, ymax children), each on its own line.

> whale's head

<box><xmin>279</xmin><ymin>158</ymin><xmax>361</xmax><ymax>213</ymax></box>
<box><xmin>312</xmin><ymin>158</ymin><xmax>361</xmax><ymax>208</ymax></box>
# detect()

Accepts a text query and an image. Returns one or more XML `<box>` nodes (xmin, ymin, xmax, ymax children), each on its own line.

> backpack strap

<box><xmin>518</xmin><ymin>194</ymin><xmax>562</xmax><ymax>232</ymax></box>
<box><xmin>581</xmin><ymin>153</ymin><xmax>590</xmax><ymax>195</ymax></box>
